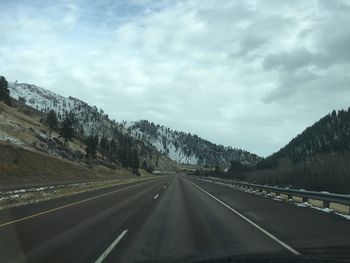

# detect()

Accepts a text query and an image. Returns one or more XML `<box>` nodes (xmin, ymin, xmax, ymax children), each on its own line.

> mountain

<box><xmin>246</xmin><ymin>108</ymin><xmax>350</xmax><ymax>194</ymax></box>
<box><xmin>126</xmin><ymin>120</ymin><xmax>261</xmax><ymax>168</ymax></box>
<box><xmin>8</xmin><ymin>81</ymin><xmax>261</xmax><ymax>168</ymax></box>
<box><xmin>7</xmin><ymin>81</ymin><xmax>177</xmax><ymax>172</ymax></box>
<box><xmin>258</xmin><ymin>108</ymin><xmax>350</xmax><ymax>169</ymax></box>
<box><xmin>8</xmin><ymin>82</ymin><xmax>118</xmax><ymax>138</ymax></box>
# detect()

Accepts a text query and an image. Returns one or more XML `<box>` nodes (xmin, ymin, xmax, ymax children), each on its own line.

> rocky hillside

<box><xmin>8</xmin><ymin>81</ymin><xmax>261</xmax><ymax>168</ymax></box>
<box><xmin>126</xmin><ymin>120</ymin><xmax>261</xmax><ymax>168</ymax></box>
<box><xmin>6</xmin><ymin>81</ymin><xmax>178</xmax><ymax>172</ymax></box>
<box><xmin>9</xmin><ymin>82</ymin><xmax>118</xmax><ymax>138</ymax></box>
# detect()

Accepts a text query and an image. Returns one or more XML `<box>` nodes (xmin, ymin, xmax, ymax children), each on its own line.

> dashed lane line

<box><xmin>95</xmin><ymin>230</ymin><xmax>128</xmax><ymax>263</ymax></box>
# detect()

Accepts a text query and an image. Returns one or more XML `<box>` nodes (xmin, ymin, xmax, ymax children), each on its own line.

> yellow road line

<box><xmin>0</xmin><ymin>180</ymin><xmax>156</xmax><ymax>228</ymax></box>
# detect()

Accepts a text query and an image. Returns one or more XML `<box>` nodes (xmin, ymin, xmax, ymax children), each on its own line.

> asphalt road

<box><xmin>1</xmin><ymin>174</ymin><xmax>350</xmax><ymax>263</ymax></box>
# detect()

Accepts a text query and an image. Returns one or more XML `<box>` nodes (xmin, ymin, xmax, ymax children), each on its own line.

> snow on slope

<box><xmin>8</xmin><ymin>82</ymin><xmax>261</xmax><ymax>167</ymax></box>
<box><xmin>8</xmin><ymin>82</ymin><xmax>119</xmax><ymax>138</ymax></box>
<box><xmin>9</xmin><ymin>82</ymin><xmax>75</xmax><ymax>114</ymax></box>
<box><xmin>127</xmin><ymin>120</ymin><xmax>261</xmax><ymax>167</ymax></box>
<box><xmin>127</xmin><ymin>122</ymin><xmax>199</xmax><ymax>164</ymax></box>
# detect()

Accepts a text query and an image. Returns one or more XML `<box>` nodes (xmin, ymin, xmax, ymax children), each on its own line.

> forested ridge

<box><xmin>258</xmin><ymin>108</ymin><xmax>350</xmax><ymax>169</ymax></box>
<box><xmin>223</xmin><ymin>108</ymin><xmax>350</xmax><ymax>194</ymax></box>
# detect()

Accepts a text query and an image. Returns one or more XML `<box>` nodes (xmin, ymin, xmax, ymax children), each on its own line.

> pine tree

<box><xmin>100</xmin><ymin>135</ymin><xmax>109</xmax><ymax>158</ymax></box>
<box><xmin>60</xmin><ymin>113</ymin><xmax>74</xmax><ymax>144</ymax></box>
<box><xmin>46</xmin><ymin>110</ymin><xmax>58</xmax><ymax>139</ymax></box>
<box><xmin>156</xmin><ymin>155</ymin><xmax>159</xmax><ymax>167</ymax></box>
<box><xmin>142</xmin><ymin>160</ymin><xmax>148</xmax><ymax>170</ymax></box>
<box><xmin>86</xmin><ymin>135</ymin><xmax>98</xmax><ymax>159</ymax></box>
<box><xmin>108</xmin><ymin>138</ymin><xmax>117</xmax><ymax>162</ymax></box>
<box><xmin>131</xmin><ymin>150</ymin><xmax>140</xmax><ymax>175</ymax></box>
<box><xmin>0</xmin><ymin>76</ymin><xmax>11</xmax><ymax>106</ymax></box>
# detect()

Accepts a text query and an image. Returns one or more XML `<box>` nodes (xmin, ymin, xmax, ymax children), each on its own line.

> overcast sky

<box><xmin>1</xmin><ymin>0</ymin><xmax>350</xmax><ymax>156</ymax></box>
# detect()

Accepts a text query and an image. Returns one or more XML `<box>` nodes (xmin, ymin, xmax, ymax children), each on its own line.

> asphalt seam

<box><xmin>187</xmin><ymin>179</ymin><xmax>301</xmax><ymax>256</ymax></box>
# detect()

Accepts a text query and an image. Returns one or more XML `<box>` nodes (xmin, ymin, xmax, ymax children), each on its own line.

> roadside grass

<box><xmin>0</xmin><ymin>176</ymin><xmax>160</xmax><ymax>210</ymax></box>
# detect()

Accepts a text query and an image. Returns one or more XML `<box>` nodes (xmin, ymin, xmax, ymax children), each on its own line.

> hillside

<box><xmin>126</xmin><ymin>120</ymin><xmax>261</xmax><ymax>168</ymax></box>
<box><xmin>0</xmin><ymin>100</ymin><xmax>137</xmax><ymax>185</ymax></box>
<box><xmin>244</xmin><ymin>108</ymin><xmax>350</xmax><ymax>194</ymax></box>
<box><xmin>7</xmin><ymin>81</ymin><xmax>179</xmax><ymax>172</ymax></box>
<box><xmin>8</xmin><ymin>81</ymin><xmax>260</xmax><ymax>168</ymax></box>
<box><xmin>8</xmin><ymin>82</ymin><xmax>122</xmax><ymax>138</ymax></box>
<box><xmin>258</xmin><ymin>108</ymin><xmax>350</xmax><ymax>169</ymax></box>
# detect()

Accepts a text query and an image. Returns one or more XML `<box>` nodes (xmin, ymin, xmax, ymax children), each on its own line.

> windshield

<box><xmin>1</xmin><ymin>1</ymin><xmax>350</xmax><ymax>263</ymax></box>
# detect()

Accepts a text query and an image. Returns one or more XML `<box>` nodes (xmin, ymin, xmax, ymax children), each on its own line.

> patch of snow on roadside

<box><xmin>335</xmin><ymin>213</ymin><xmax>350</xmax><ymax>220</ymax></box>
<box><xmin>297</xmin><ymin>202</ymin><xmax>311</xmax><ymax>208</ymax></box>
<box><xmin>0</xmin><ymin>133</ymin><xmax>23</xmax><ymax>146</ymax></box>
<box><xmin>313</xmin><ymin>207</ymin><xmax>332</xmax><ymax>213</ymax></box>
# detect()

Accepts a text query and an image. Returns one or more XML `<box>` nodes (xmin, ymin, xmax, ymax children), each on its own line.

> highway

<box><xmin>1</xmin><ymin>174</ymin><xmax>350</xmax><ymax>262</ymax></box>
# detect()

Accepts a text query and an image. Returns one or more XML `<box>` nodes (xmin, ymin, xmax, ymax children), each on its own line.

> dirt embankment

<box><xmin>0</xmin><ymin>142</ymin><xmax>139</xmax><ymax>187</ymax></box>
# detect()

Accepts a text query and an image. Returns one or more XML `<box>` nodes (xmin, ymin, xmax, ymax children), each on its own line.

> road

<box><xmin>1</xmin><ymin>174</ymin><xmax>350</xmax><ymax>262</ymax></box>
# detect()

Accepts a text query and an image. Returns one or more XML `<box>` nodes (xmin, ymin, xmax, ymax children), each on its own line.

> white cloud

<box><xmin>1</xmin><ymin>0</ymin><xmax>350</xmax><ymax>156</ymax></box>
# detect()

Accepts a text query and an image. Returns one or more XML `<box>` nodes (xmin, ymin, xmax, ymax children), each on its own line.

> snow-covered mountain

<box><xmin>126</xmin><ymin>120</ymin><xmax>261</xmax><ymax>167</ymax></box>
<box><xmin>8</xmin><ymin>82</ymin><xmax>118</xmax><ymax>138</ymax></box>
<box><xmin>8</xmin><ymin>82</ymin><xmax>261</xmax><ymax>168</ymax></box>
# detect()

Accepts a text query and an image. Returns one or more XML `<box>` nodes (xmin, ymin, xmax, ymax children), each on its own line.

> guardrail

<box><xmin>193</xmin><ymin>176</ymin><xmax>350</xmax><ymax>215</ymax></box>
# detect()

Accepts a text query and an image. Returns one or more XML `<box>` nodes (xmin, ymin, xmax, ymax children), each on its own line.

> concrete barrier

<box><xmin>308</xmin><ymin>198</ymin><xmax>325</xmax><ymax>208</ymax></box>
<box><xmin>198</xmin><ymin>176</ymin><xmax>350</xmax><ymax>215</ymax></box>
<box><xmin>292</xmin><ymin>196</ymin><xmax>303</xmax><ymax>203</ymax></box>
<box><xmin>330</xmin><ymin>202</ymin><xmax>350</xmax><ymax>215</ymax></box>
<box><xmin>280</xmin><ymin>194</ymin><xmax>289</xmax><ymax>200</ymax></box>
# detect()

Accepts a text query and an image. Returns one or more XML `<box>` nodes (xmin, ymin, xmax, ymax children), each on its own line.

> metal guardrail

<box><xmin>195</xmin><ymin>176</ymin><xmax>350</xmax><ymax>207</ymax></box>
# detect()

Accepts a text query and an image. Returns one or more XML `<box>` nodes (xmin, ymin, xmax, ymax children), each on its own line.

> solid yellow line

<box><xmin>0</xmin><ymin>180</ymin><xmax>154</xmax><ymax>228</ymax></box>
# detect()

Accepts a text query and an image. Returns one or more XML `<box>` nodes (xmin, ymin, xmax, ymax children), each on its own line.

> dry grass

<box><xmin>0</xmin><ymin>176</ymin><xmax>161</xmax><ymax>210</ymax></box>
<box><xmin>0</xmin><ymin>142</ymin><xmax>138</xmax><ymax>185</ymax></box>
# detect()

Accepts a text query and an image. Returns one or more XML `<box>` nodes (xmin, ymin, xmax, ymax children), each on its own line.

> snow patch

<box><xmin>0</xmin><ymin>132</ymin><xmax>23</xmax><ymax>146</ymax></box>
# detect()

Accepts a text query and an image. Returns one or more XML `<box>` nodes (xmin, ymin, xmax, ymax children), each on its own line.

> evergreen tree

<box><xmin>109</xmin><ymin>138</ymin><xmax>118</xmax><ymax>162</ymax></box>
<box><xmin>131</xmin><ymin>150</ymin><xmax>140</xmax><ymax>175</ymax></box>
<box><xmin>142</xmin><ymin>160</ymin><xmax>148</xmax><ymax>170</ymax></box>
<box><xmin>214</xmin><ymin>165</ymin><xmax>220</xmax><ymax>174</ymax></box>
<box><xmin>86</xmin><ymin>135</ymin><xmax>98</xmax><ymax>159</ymax></box>
<box><xmin>118</xmin><ymin>134</ymin><xmax>133</xmax><ymax>168</ymax></box>
<box><xmin>100</xmin><ymin>135</ymin><xmax>109</xmax><ymax>158</ymax></box>
<box><xmin>60</xmin><ymin>113</ymin><xmax>74</xmax><ymax>144</ymax></box>
<box><xmin>0</xmin><ymin>76</ymin><xmax>11</xmax><ymax>106</ymax></box>
<box><xmin>46</xmin><ymin>110</ymin><xmax>58</xmax><ymax>139</ymax></box>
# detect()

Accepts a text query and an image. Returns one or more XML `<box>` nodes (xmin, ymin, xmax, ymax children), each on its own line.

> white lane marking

<box><xmin>0</xmin><ymin>179</ymin><xmax>158</xmax><ymax>228</ymax></box>
<box><xmin>154</xmin><ymin>194</ymin><xmax>159</xmax><ymax>199</ymax></box>
<box><xmin>95</xmin><ymin>229</ymin><xmax>128</xmax><ymax>263</ymax></box>
<box><xmin>187</xmin><ymin>180</ymin><xmax>301</xmax><ymax>256</ymax></box>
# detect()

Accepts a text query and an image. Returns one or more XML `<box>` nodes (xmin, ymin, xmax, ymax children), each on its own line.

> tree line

<box><xmin>44</xmin><ymin>109</ymin><xmax>141</xmax><ymax>175</ymax></box>
<box><xmin>204</xmin><ymin>108</ymin><xmax>350</xmax><ymax>194</ymax></box>
<box><xmin>0</xmin><ymin>76</ymin><xmax>12</xmax><ymax>106</ymax></box>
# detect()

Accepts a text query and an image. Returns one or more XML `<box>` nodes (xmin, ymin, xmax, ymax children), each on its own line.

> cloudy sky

<box><xmin>1</xmin><ymin>0</ymin><xmax>350</xmax><ymax>156</ymax></box>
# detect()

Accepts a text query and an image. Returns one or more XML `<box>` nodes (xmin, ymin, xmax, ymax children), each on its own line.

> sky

<box><xmin>1</xmin><ymin>0</ymin><xmax>350</xmax><ymax>157</ymax></box>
